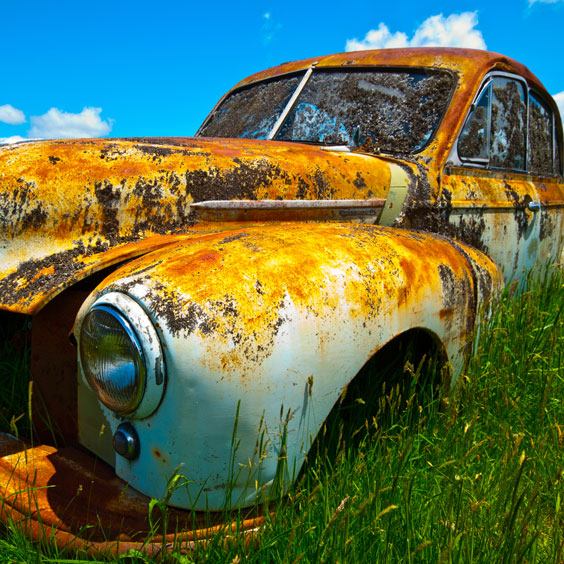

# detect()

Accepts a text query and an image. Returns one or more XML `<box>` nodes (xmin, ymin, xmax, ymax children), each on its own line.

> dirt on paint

<box><xmin>0</xmin><ymin>179</ymin><xmax>48</xmax><ymax>238</ymax></box>
<box><xmin>0</xmin><ymin>238</ymin><xmax>110</xmax><ymax>309</ymax></box>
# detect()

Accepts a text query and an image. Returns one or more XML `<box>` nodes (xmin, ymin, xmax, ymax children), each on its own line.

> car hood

<box><xmin>0</xmin><ymin>136</ymin><xmax>403</xmax><ymax>314</ymax></box>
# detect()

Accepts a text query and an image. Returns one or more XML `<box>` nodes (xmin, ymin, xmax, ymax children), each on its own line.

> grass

<box><xmin>1</xmin><ymin>267</ymin><xmax>564</xmax><ymax>562</ymax></box>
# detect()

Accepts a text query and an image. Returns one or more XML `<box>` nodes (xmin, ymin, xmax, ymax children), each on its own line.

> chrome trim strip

<box><xmin>267</xmin><ymin>64</ymin><xmax>316</xmax><ymax>140</ymax></box>
<box><xmin>191</xmin><ymin>198</ymin><xmax>386</xmax><ymax>210</ymax></box>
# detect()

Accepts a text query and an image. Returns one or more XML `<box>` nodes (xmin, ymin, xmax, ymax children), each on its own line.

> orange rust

<box><xmin>439</xmin><ymin>307</ymin><xmax>454</xmax><ymax>320</ymax></box>
<box><xmin>0</xmin><ymin>434</ymin><xmax>265</xmax><ymax>556</ymax></box>
<box><xmin>229</xmin><ymin>48</ymin><xmax>552</xmax><ymax>185</ymax></box>
<box><xmin>153</xmin><ymin>449</ymin><xmax>168</xmax><ymax>464</ymax></box>
<box><xmin>30</xmin><ymin>264</ymin><xmax>55</xmax><ymax>282</ymax></box>
<box><xmin>3</xmin><ymin>48</ymin><xmax>560</xmax><ymax>315</ymax></box>
<box><xmin>95</xmin><ymin>222</ymin><xmax>493</xmax><ymax>378</ymax></box>
<box><xmin>237</xmin><ymin>49</ymin><xmax>545</xmax><ymax>93</ymax></box>
<box><xmin>0</xmin><ymin>46</ymin><xmax>561</xmax><ymax>551</ymax></box>
<box><xmin>0</xmin><ymin>138</ymin><xmax>391</xmax><ymax>314</ymax></box>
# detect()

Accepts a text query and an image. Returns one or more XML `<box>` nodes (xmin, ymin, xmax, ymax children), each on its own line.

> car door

<box><xmin>441</xmin><ymin>72</ymin><xmax>564</xmax><ymax>283</ymax></box>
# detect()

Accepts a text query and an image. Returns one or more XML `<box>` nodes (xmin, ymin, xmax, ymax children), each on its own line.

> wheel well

<box><xmin>356</xmin><ymin>328</ymin><xmax>450</xmax><ymax>392</ymax></box>
<box><xmin>0</xmin><ymin>311</ymin><xmax>31</xmax><ymax>437</ymax></box>
<box><xmin>22</xmin><ymin>262</ymin><xmax>128</xmax><ymax>446</ymax></box>
<box><xmin>308</xmin><ymin>328</ymin><xmax>450</xmax><ymax>461</ymax></box>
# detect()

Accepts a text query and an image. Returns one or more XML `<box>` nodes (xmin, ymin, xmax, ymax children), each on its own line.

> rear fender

<box><xmin>74</xmin><ymin>222</ymin><xmax>502</xmax><ymax>510</ymax></box>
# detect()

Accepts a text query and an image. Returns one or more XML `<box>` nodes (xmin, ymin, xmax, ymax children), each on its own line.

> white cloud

<box><xmin>554</xmin><ymin>91</ymin><xmax>564</xmax><ymax>127</ymax></box>
<box><xmin>0</xmin><ymin>104</ymin><xmax>26</xmax><ymax>125</ymax></box>
<box><xmin>0</xmin><ymin>135</ymin><xmax>27</xmax><ymax>145</ymax></box>
<box><xmin>346</xmin><ymin>12</ymin><xmax>487</xmax><ymax>51</ymax></box>
<box><xmin>29</xmin><ymin>107</ymin><xmax>113</xmax><ymax>139</ymax></box>
<box><xmin>346</xmin><ymin>23</ymin><xmax>409</xmax><ymax>51</ymax></box>
<box><xmin>529</xmin><ymin>0</ymin><xmax>561</xmax><ymax>4</ymax></box>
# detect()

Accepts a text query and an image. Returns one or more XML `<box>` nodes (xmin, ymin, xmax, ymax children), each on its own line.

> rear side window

<box><xmin>528</xmin><ymin>92</ymin><xmax>554</xmax><ymax>175</ymax></box>
<box><xmin>458</xmin><ymin>75</ymin><xmax>562</xmax><ymax>176</ymax></box>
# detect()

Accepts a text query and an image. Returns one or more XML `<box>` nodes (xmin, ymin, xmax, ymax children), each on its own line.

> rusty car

<box><xmin>0</xmin><ymin>47</ymin><xmax>562</xmax><ymax>553</ymax></box>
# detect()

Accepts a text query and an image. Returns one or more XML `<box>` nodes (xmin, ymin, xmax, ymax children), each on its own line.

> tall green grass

<box><xmin>1</xmin><ymin>267</ymin><xmax>564</xmax><ymax>563</ymax></box>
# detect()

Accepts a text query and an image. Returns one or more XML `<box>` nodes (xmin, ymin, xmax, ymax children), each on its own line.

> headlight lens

<box><xmin>79</xmin><ymin>305</ymin><xmax>146</xmax><ymax>415</ymax></box>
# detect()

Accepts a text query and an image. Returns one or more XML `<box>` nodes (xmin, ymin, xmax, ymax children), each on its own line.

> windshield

<box><xmin>199</xmin><ymin>68</ymin><xmax>455</xmax><ymax>154</ymax></box>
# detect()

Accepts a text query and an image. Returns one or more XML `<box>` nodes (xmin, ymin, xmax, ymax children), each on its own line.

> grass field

<box><xmin>1</xmin><ymin>267</ymin><xmax>564</xmax><ymax>563</ymax></box>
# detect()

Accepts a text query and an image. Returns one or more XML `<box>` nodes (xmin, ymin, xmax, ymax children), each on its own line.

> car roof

<box><xmin>235</xmin><ymin>48</ymin><xmax>547</xmax><ymax>96</ymax></box>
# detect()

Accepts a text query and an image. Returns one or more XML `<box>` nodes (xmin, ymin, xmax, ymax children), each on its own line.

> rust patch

<box><xmin>152</xmin><ymin>448</ymin><xmax>167</xmax><ymax>463</ymax></box>
<box><xmin>90</xmin><ymin>222</ymin><xmax>498</xmax><ymax>377</ymax></box>
<box><xmin>0</xmin><ymin>137</ymin><xmax>393</xmax><ymax>314</ymax></box>
<box><xmin>0</xmin><ymin>434</ymin><xmax>266</xmax><ymax>556</ymax></box>
<box><xmin>0</xmin><ymin>179</ymin><xmax>49</xmax><ymax>238</ymax></box>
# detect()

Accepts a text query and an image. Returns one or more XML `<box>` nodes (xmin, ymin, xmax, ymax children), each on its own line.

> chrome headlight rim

<box><xmin>78</xmin><ymin>291</ymin><xmax>166</xmax><ymax>420</ymax></box>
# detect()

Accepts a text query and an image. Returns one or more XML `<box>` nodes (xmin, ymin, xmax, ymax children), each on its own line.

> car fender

<box><xmin>75</xmin><ymin>222</ymin><xmax>502</xmax><ymax>510</ymax></box>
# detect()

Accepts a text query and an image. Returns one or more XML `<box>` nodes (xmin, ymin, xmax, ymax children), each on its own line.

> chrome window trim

<box><xmin>267</xmin><ymin>64</ymin><xmax>317</xmax><ymax>140</ymax></box>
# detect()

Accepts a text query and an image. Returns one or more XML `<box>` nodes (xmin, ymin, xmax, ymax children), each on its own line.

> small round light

<box><xmin>113</xmin><ymin>422</ymin><xmax>140</xmax><ymax>460</ymax></box>
<box><xmin>79</xmin><ymin>305</ymin><xmax>146</xmax><ymax>414</ymax></box>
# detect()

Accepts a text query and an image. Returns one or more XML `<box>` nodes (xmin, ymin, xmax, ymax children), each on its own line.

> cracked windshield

<box><xmin>199</xmin><ymin>69</ymin><xmax>454</xmax><ymax>153</ymax></box>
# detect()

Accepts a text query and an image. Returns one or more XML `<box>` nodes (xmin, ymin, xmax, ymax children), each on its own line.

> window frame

<box><xmin>454</xmin><ymin>71</ymin><xmax>562</xmax><ymax>177</ymax></box>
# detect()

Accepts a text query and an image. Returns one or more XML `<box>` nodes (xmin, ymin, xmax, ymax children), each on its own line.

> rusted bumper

<box><xmin>0</xmin><ymin>433</ymin><xmax>265</xmax><ymax>556</ymax></box>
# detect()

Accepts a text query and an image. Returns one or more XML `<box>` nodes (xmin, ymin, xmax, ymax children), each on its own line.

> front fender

<box><xmin>75</xmin><ymin>222</ymin><xmax>502</xmax><ymax>510</ymax></box>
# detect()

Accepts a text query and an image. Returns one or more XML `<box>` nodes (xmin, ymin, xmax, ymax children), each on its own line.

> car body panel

<box><xmin>0</xmin><ymin>137</ymin><xmax>394</xmax><ymax>313</ymax></box>
<box><xmin>442</xmin><ymin>166</ymin><xmax>564</xmax><ymax>280</ymax></box>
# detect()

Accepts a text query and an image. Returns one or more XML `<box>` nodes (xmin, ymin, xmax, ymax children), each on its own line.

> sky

<box><xmin>1</xmin><ymin>0</ymin><xmax>563</xmax><ymax>144</ymax></box>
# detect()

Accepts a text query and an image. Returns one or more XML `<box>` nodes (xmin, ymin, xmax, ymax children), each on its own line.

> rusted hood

<box><xmin>0</xmin><ymin>137</ymin><xmax>397</xmax><ymax>314</ymax></box>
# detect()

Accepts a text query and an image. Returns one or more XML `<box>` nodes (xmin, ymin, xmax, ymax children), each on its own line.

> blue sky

<box><xmin>1</xmin><ymin>0</ymin><xmax>563</xmax><ymax>143</ymax></box>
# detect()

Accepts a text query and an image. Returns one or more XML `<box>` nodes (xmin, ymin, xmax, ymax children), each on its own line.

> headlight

<box><xmin>80</xmin><ymin>305</ymin><xmax>146</xmax><ymax>414</ymax></box>
<box><xmin>78</xmin><ymin>292</ymin><xmax>165</xmax><ymax>419</ymax></box>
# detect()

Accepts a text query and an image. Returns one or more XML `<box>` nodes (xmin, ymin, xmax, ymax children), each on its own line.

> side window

<box><xmin>458</xmin><ymin>84</ymin><xmax>490</xmax><ymax>161</ymax></box>
<box><xmin>528</xmin><ymin>91</ymin><xmax>554</xmax><ymax>175</ymax></box>
<box><xmin>457</xmin><ymin>74</ymin><xmax>561</xmax><ymax>176</ymax></box>
<box><xmin>490</xmin><ymin>77</ymin><xmax>526</xmax><ymax>170</ymax></box>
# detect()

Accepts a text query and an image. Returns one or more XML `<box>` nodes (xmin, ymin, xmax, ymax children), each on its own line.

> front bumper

<box><xmin>0</xmin><ymin>433</ymin><xmax>265</xmax><ymax>556</ymax></box>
